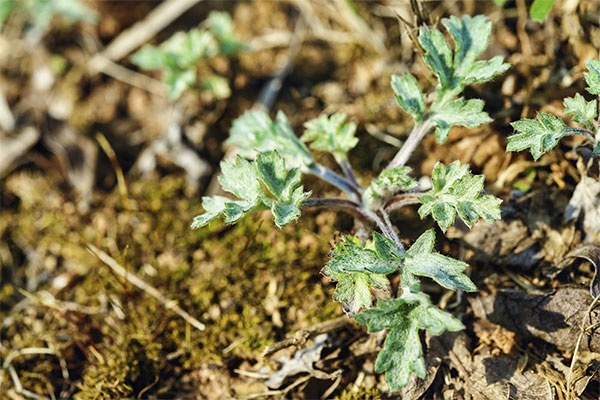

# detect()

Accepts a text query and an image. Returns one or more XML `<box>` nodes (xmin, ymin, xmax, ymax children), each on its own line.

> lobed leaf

<box><xmin>585</xmin><ymin>59</ymin><xmax>600</xmax><ymax>96</ymax></box>
<box><xmin>206</xmin><ymin>11</ymin><xmax>249</xmax><ymax>55</ymax></box>
<box><xmin>419</xmin><ymin>161</ymin><xmax>501</xmax><ymax>232</ymax></box>
<box><xmin>442</xmin><ymin>15</ymin><xmax>491</xmax><ymax>78</ymax></box>
<box><xmin>418</xmin><ymin>25</ymin><xmax>456</xmax><ymax>91</ymax></box>
<box><xmin>462</xmin><ymin>55</ymin><xmax>511</xmax><ymax>85</ymax></box>
<box><xmin>391</xmin><ymin>74</ymin><xmax>426</xmax><ymax>121</ymax></box>
<box><xmin>227</xmin><ymin>110</ymin><xmax>314</xmax><ymax>169</ymax></box>
<box><xmin>192</xmin><ymin>152</ymin><xmax>310</xmax><ymax>229</ymax></box>
<box><xmin>354</xmin><ymin>292</ymin><xmax>464</xmax><ymax>391</ymax></box>
<box><xmin>430</xmin><ymin>98</ymin><xmax>492</xmax><ymax>144</ymax></box>
<box><xmin>404</xmin><ymin>229</ymin><xmax>476</xmax><ymax>291</ymax></box>
<box><xmin>563</xmin><ymin>93</ymin><xmax>597</xmax><ymax>131</ymax></box>
<box><xmin>507</xmin><ymin>112</ymin><xmax>580</xmax><ymax>160</ymax></box>
<box><xmin>323</xmin><ymin>233</ymin><xmax>400</xmax><ymax>315</ymax></box>
<box><xmin>301</xmin><ymin>113</ymin><xmax>358</xmax><ymax>156</ymax></box>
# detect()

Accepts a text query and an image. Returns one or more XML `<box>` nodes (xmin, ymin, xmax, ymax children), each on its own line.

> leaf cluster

<box><xmin>392</xmin><ymin>15</ymin><xmax>509</xmax><ymax>143</ymax></box>
<box><xmin>131</xmin><ymin>11</ymin><xmax>247</xmax><ymax>100</ymax></box>
<box><xmin>507</xmin><ymin>57</ymin><xmax>600</xmax><ymax>159</ymax></box>
<box><xmin>191</xmin><ymin>151</ymin><xmax>310</xmax><ymax>228</ymax></box>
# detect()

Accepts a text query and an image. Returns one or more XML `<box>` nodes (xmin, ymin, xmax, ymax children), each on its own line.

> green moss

<box><xmin>1</xmin><ymin>173</ymin><xmax>342</xmax><ymax>397</ymax></box>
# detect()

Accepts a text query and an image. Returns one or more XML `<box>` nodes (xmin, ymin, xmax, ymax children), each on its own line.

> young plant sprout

<box><xmin>507</xmin><ymin>57</ymin><xmax>600</xmax><ymax>160</ymax></box>
<box><xmin>131</xmin><ymin>11</ymin><xmax>248</xmax><ymax>100</ymax></box>
<box><xmin>192</xmin><ymin>15</ymin><xmax>509</xmax><ymax>391</ymax></box>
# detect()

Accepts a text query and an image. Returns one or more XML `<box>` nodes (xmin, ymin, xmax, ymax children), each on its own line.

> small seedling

<box><xmin>507</xmin><ymin>57</ymin><xmax>600</xmax><ymax>160</ymax></box>
<box><xmin>494</xmin><ymin>0</ymin><xmax>556</xmax><ymax>22</ymax></box>
<box><xmin>0</xmin><ymin>0</ymin><xmax>97</xmax><ymax>42</ymax></box>
<box><xmin>192</xmin><ymin>15</ymin><xmax>509</xmax><ymax>391</ymax></box>
<box><xmin>131</xmin><ymin>11</ymin><xmax>248</xmax><ymax>100</ymax></box>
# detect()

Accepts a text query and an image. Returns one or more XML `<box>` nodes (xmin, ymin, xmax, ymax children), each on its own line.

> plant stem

<box><xmin>384</xmin><ymin>120</ymin><xmax>433</xmax><ymax>171</ymax></box>
<box><xmin>308</xmin><ymin>163</ymin><xmax>362</xmax><ymax>201</ymax></box>
<box><xmin>335</xmin><ymin>154</ymin><xmax>363</xmax><ymax>194</ymax></box>
<box><xmin>302</xmin><ymin>197</ymin><xmax>371</xmax><ymax>225</ymax></box>
<box><xmin>379</xmin><ymin>207</ymin><xmax>404</xmax><ymax>252</ymax></box>
<box><xmin>384</xmin><ymin>193</ymin><xmax>422</xmax><ymax>212</ymax></box>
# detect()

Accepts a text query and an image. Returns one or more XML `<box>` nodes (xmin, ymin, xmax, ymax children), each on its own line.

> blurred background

<box><xmin>1</xmin><ymin>0</ymin><xmax>600</xmax><ymax>398</ymax></box>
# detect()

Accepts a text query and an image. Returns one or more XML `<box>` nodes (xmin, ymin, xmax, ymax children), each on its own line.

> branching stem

<box><xmin>385</xmin><ymin>193</ymin><xmax>422</xmax><ymax>212</ymax></box>
<box><xmin>308</xmin><ymin>164</ymin><xmax>362</xmax><ymax>202</ymax></box>
<box><xmin>335</xmin><ymin>155</ymin><xmax>363</xmax><ymax>194</ymax></box>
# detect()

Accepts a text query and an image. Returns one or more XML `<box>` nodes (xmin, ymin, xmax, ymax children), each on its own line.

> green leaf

<box><xmin>219</xmin><ymin>156</ymin><xmax>262</xmax><ymax>203</ymax></box>
<box><xmin>404</xmin><ymin>229</ymin><xmax>476</xmax><ymax>291</ymax></box>
<box><xmin>442</xmin><ymin>15</ymin><xmax>491</xmax><ymax>79</ymax></box>
<box><xmin>354</xmin><ymin>292</ymin><xmax>464</xmax><ymax>391</ymax></box>
<box><xmin>256</xmin><ymin>151</ymin><xmax>311</xmax><ymax>227</ymax></box>
<box><xmin>322</xmin><ymin>263</ymin><xmax>389</xmax><ymax>316</ymax></box>
<box><xmin>493</xmin><ymin>0</ymin><xmax>508</xmax><ymax>5</ymax></box>
<box><xmin>301</xmin><ymin>113</ymin><xmax>358</xmax><ymax>156</ymax></box>
<box><xmin>323</xmin><ymin>233</ymin><xmax>400</xmax><ymax>314</ymax></box>
<box><xmin>418</xmin><ymin>161</ymin><xmax>501</xmax><ymax>232</ymax></box>
<box><xmin>164</xmin><ymin>68</ymin><xmax>196</xmax><ymax>99</ymax></box>
<box><xmin>462</xmin><ymin>56</ymin><xmax>511</xmax><ymax>85</ymax></box>
<box><xmin>327</xmin><ymin>234</ymin><xmax>400</xmax><ymax>275</ymax></box>
<box><xmin>530</xmin><ymin>0</ymin><xmax>555</xmax><ymax>21</ymax></box>
<box><xmin>206</xmin><ymin>11</ymin><xmax>248</xmax><ymax>55</ymax></box>
<box><xmin>363</xmin><ymin>166</ymin><xmax>417</xmax><ymax>210</ymax></box>
<box><xmin>430</xmin><ymin>98</ymin><xmax>492</xmax><ymax>144</ymax></box>
<box><xmin>256</xmin><ymin>151</ymin><xmax>302</xmax><ymax>201</ymax></box>
<box><xmin>418</xmin><ymin>25</ymin><xmax>456</xmax><ymax>91</ymax></box>
<box><xmin>192</xmin><ymin>152</ymin><xmax>310</xmax><ymax>228</ymax></box>
<box><xmin>272</xmin><ymin>186</ymin><xmax>311</xmax><ymax>227</ymax></box>
<box><xmin>201</xmin><ymin>75</ymin><xmax>231</xmax><ymax>99</ymax></box>
<box><xmin>585</xmin><ymin>59</ymin><xmax>600</xmax><ymax>96</ymax></box>
<box><xmin>507</xmin><ymin>112</ymin><xmax>580</xmax><ymax>160</ymax></box>
<box><xmin>227</xmin><ymin>110</ymin><xmax>314</xmax><ymax>169</ymax></box>
<box><xmin>391</xmin><ymin>74</ymin><xmax>426</xmax><ymax>121</ymax></box>
<box><xmin>191</xmin><ymin>196</ymin><xmax>228</xmax><ymax>228</ymax></box>
<box><xmin>563</xmin><ymin>93</ymin><xmax>597</xmax><ymax>131</ymax></box>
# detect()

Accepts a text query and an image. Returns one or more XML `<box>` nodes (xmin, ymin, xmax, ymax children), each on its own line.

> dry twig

<box><xmin>87</xmin><ymin>245</ymin><xmax>206</xmax><ymax>331</ymax></box>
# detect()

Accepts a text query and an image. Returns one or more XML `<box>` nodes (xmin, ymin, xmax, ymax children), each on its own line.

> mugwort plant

<box><xmin>132</xmin><ymin>11</ymin><xmax>247</xmax><ymax>100</ymax></box>
<box><xmin>192</xmin><ymin>15</ymin><xmax>510</xmax><ymax>391</ymax></box>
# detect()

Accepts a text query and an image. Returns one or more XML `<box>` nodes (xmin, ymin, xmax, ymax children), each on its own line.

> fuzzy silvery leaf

<box><xmin>462</xmin><ymin>56</ymin><xmax>511</xmax><ymax>85</ymax></box>
<box><xmin>442</xmin><ymin>15</ymin><xmax>491</xmax><ymax>78</ymax></box>
<box><xmin>391</xmin><ymin>74</ymin><xmax>426</xmax><ymax>121</ymax></box>
<box><xmin>256</xmin><ymin>151</ymin><xmax>310</xmax><ymax>227</ymax></box>
<box><xmin>219</xmin><ymin>156</ymin><xmax>262</xmax><ymax>202</ymax></box>
<box><xmin>363</xmin><ymin>166</ymin><xmax>417</xmax><ymax>210</ymax></box>
<box><xmin>227</xmin><ymin>110</ymin><xmax>314</xmax><ymax>168</ymax></box>
<box><xmin>430</xmin><ymin>98</ymin><xmax>492</xmax><ymax>144</ymax></box>
<box><xmin>322</xmin><ymin>263</ymin><xmax>389</xmax><ymax>316</ymax></box>
<box><xmin>256</xmin><ymin>151</ymin><xmax>302</xmax><ymax>201</ymax></box>
<box><xmin>323</xmin><ymin>233</ymin><xmax>400</xmax><ymax>315</ymax></box>
<box><xmin>326</xmin><ymin>234</ymin><xmax>400</xmax><ymax>275</ymax></box>
<box><xmin>271</xmin><ymin>186</ymin><xmax>311</xmax><ymax>228</ymax></box>
<box><xmin>507</xmin><ymin>112</ymin><xmax>580</xmax><ymax>160</ymax></box>
<box><xmin>163</xmin><ymin>29</ymin><xmax>216</xmax><ymax>69</ymax></box>
<box><xmin>192</xmin><ymin>152</ymin><xmax>309</xmax><ymax>229</ymax></box>
<box><xmin>301</xmin><ymin>113</ymin><xmax>358</xmax><ymax>156</ymax></box>
<box><xmin>419</xmin><ymin>161</ymin><xmax>501</xmax><ymax>232</ymax></box>
<box><xmin>354</xmin><ymin>292</ymin><xmax>464</xmax><ymax>391</ymax></box>
<box><xmin>563</xmin><ymin>93</ymin><xmax>597</xmax><ymax>131</ymax></box>
<box><xmin>585</xmin><ymin>59</ymin><xmax>600</xmax><ymax>96</ymax></box>
<box><xmin>404</xmin><ymin>229</ymin><xmax>476</xmax><ymax>291</ymax></box>
<box><xmin>418</xmin><ymin>25</ymin><xmax>456</xmax><ymax>91</ymax></box>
